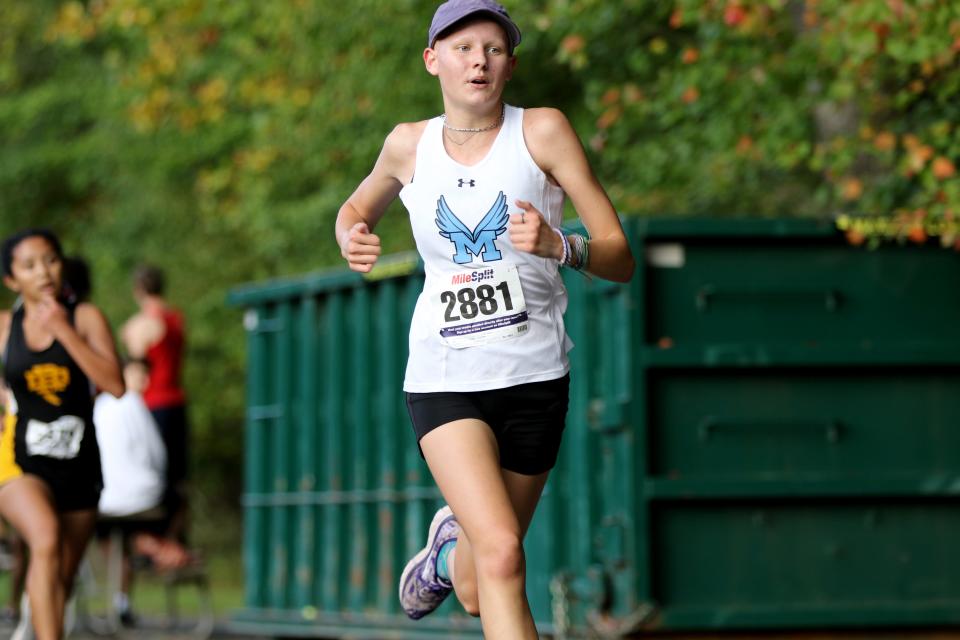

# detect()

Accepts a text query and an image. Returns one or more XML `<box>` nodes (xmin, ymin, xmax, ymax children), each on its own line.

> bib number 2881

<box><xmin>435</xmin><ymin>264</ymin><xmax>528</xmax><ymax>349</ymax></box>
<box><xmin>440</xmin><ymin>282</ymin><xmax>513</xmax><ymax>322</ymax></box>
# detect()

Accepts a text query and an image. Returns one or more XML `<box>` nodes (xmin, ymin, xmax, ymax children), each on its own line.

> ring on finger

<box><xmin>521</xmin><ymin>212</ymin><xmax>526</xmax><ymax>224</ymax></box>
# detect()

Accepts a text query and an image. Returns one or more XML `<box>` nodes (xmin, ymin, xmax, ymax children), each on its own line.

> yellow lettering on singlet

<box><xmin>24</xmin><ymin>363</ymin><xmax>71</xmax><ymax>406</ymax></box>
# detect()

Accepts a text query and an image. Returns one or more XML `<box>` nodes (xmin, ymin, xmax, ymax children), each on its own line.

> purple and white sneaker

<box><xmin>399</xmin><ymin>505</ymin><xmax>460</xmax><ymax>620</ymax></box>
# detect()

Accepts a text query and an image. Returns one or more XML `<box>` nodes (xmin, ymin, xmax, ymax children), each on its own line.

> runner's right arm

<box><xmin>336</xmin><ymin>122</ymin><xmax>423</xmax><ymax>273</ymax></box>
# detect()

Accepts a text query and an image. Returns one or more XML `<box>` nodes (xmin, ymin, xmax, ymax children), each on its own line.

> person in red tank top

<box><xmin>121</xmin><ymin>265</ymin><xmax>189</xmax><ymax>544</ymax></box>
<box><xmin>142</xmin><ymin>308</ymin><xmax>185</xmax><ymax>411</ymax></box>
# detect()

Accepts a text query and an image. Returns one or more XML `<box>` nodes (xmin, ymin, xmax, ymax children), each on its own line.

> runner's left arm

<box><xmin>523</xmin><ymin>108</ymin><xmax>635</xmax><ymax>283</ymax></box>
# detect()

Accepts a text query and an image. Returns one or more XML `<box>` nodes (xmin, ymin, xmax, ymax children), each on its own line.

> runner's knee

<box><xmin>26</xmin><ymin>525</ymin><xmax>60</xmax><ymax>564</ymax></box>
<box><xmin>472</xmin><ymin>531</ymin><xmax>524</xmax><ymax>582</ymax></box>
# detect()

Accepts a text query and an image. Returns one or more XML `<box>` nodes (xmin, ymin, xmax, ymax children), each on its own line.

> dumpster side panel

<box><xmin>635</xmin><ymin>226</ymin><xmax>960</xmax><ymax>632</ymax></box>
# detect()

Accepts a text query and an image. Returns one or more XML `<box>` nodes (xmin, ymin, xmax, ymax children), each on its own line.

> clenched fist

<box><xmin>508</xmin><ymin>200</ymin><xmax>563</xmax><ymax>261</ymax></box>
<box><xmin>339</xmin><ymin>222</ymin><xmax>382</xmax><ymax>273</ymax></box>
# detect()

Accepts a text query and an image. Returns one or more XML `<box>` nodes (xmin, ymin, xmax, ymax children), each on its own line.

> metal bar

<box><xmin>319</xmin><ymin>293</ymin><xmax>345</xmax><ymax>611</ymax></box>
<box><xmin>294</xmin><ymin>294</ymin><xmax>318</xmax><ymax>609</ymax></box>
<box><xmin>619</xmin><ymin>217</ymin><xmax>645</xmax><ymax>611</ymax></box>
<box><xmin>229</xmin><ymin>610</ymin><xmax>485</xmax><ymax>639</ymax></box>
<box><xmin>697</xmin><ymin>417</ymin><xmax>843</xmax><ymax>443</ymax></box>
<box><xmin>374</xmin><ymin>278</ymin><xmax>400</xmax><ymax>611</ymax></box>
<box><xmin>241</xmin><ymin>487</ymin><xmax>445</xmax><ymax>508</ymax></box>
<box><xmin>269</xmin><ymin>301</ymin><xmax>293</xmax><ymax>610</ymax></box>
<box><xmin>633</xmin><ymin>216</ymin><xmax>654</xmax><ymax>605</ymax></box>
<box><xmin>695</xmin><ymin>286</ymin><xmax>841</xmax><ymax>313</ymax></box>
<box><xmin>226</xmin><ymin>252</ymin><xmax>423</xmax><ymax>307</ymax></box>
<box><xmin>656</xmin><ymin>604</ymin><xmax>960</xmax><ymax>629</ymax></box>
<box><xmin>243</xmin><ymin>305</ymin><xmax>269</xmax><ymax>608</ymax></box>
<box><xmin>349</xmin><ymin>285</ymin><xmax>371</xmax><ymax>612</ymax></box>
<box><xmin>642</xmin><ymin>345</ymin><xmax>960</xmax><ymax>367</ymax></box>
<box><xmin>247</xmin><ymin>404</ymin><xmax>284</xmax><ymax>421</ymax></box>
<box><xmin>644</xmin><ymin>476</ymin><xmax>960</xmax><ymax>498</ymax></box>
<box><xmin>561</xmin><ymin>272</ymin><xmax>591</xmax><ymax>581</ymax></box>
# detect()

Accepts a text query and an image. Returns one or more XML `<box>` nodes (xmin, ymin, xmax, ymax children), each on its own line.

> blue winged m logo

<box><xmin>435</xmin><ymin>191</ymin><xmax>509</xmax><ymax>264</ymax></box>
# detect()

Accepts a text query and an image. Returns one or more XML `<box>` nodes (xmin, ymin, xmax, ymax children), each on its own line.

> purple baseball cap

<box><xmin>428</xmin><ymin>0</ymin><xmax>522</xmax><ymax>53</ymax></box>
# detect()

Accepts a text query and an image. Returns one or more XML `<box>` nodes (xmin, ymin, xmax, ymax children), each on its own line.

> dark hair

<box><xmin>1</xmin><ymin>228</ymin><xmax>64</xmax><ymax>277</ymax></box>
<box><xmin>63</xmin><ymin>255</ymin><xmax>92</xmax><ymax>303</ymax></box>
<box><xmin>133</xmin><ymin>263</ymin><xmax>165</xmax><ymax>295</ymax></box>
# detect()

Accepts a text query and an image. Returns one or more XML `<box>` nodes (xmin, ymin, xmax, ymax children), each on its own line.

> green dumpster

<box><xmin>228</xmin><ymin>218</ymin><xmax>960</xmax><ymax>638</ymax></box>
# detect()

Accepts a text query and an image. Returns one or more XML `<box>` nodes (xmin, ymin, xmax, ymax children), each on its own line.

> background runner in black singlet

<box><xmin>0</xmin><ymin>228</ymin><xmax>124</xmax><ymax>640</ymax></box>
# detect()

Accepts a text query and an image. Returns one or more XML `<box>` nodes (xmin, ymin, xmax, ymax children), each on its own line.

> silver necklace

<box><xmin>444</xmin><ymin>128</ymin><xmax>474</xmax><ymax>146</ymax></box>
<box><xmin>441</xmin><ymin>105</ymin><xmax>505</xmax><ymax>133</ymax></box>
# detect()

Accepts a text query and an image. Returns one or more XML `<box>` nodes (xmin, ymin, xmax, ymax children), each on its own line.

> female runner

<box><xmin>335</xmin><ymin>2</ymin><xmax>634</xmax><ymax>637</ymax></box>
<box><xmin>0</xmin><ymin>229</ymin><xmax>124</xmax><ymax>640</ymax></box>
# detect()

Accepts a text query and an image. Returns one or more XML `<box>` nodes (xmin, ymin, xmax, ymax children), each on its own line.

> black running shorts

<box><xmin>42</xmin><ymin>472</ymin><xmax>102</xmax><ymax>513</ymax></box>
<box><xmin>405</xmin><ymin>374</ymin><xmax>570</xmax><ymax>476</ymax></box>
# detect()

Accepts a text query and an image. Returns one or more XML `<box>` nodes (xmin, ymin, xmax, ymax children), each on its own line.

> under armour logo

<box><xmin>457</xmin><ymin>179</ymin><xmax>476</xmax><ymax>188</ymax></box>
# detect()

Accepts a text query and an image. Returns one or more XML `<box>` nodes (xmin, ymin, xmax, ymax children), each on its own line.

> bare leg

<box><xmin>0</xmin><ymin>476</ymin><xmax>64</xmax><ymax>640</ymax></box>
<box><xmin>58</xmin><ymin>509</ymin><xmax>97</xmax><ymax>597</ymax></box>
<box><xmin>446</xmin><ymin>467</ymin><xmax>548</xmax><ymax>616</ymax></box>
<box><xmin>8</xmin><ymin>532</ymin><xmax>27</xmax><ymax>615</ymax></box>
<box><xmin>420</xmin><ymin>419</ymin><xmax>544</xmax><ymax>640</ymax></box>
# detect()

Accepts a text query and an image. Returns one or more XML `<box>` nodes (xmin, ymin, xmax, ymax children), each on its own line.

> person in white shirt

<box><xmin>335</xmin><ymin>1</ymin><xmax>634</xmax><ymax>637</ymax></box>
<box><xmin>94</xmin><ymin>360</ymin><xmax>166</xmax><ymax>519</ymax></box>
<box><xmin>93</xmin><ymin>360</ymin><xmax>190</xmax><ymax>625</ymax></box>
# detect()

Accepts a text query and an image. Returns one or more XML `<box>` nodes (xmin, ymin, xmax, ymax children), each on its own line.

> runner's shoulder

<box><xmin>384</xmin><ymin>120</ymin><xmax>429</xmax><ymax>157</ymax></box>
<box><xmin>74</xmin><ymin>302</ymin><xmax>113</xmax><ymax>332</ymax></box>
<box><xmin>522</xmin><ymin>108</ymin><xmax>573</xmax><ymax>146</ymax></box>
<box><xmin>75</xmin><ymin>301</ymin><xmax>104</xmax><ymax>321</ymax></box>
<box><xmin>380</xmin><ymin>120</ymin><xmax>428</xmax><ymax>182</ymax></box>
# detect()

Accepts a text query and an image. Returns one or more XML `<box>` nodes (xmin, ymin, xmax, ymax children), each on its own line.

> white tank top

<box><xmin>400</xmin><ymin>105</ymin><xmax>571</xmax><ymax>392</ymax></box>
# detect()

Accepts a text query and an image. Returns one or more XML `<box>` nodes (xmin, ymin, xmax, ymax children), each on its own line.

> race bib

<box><xmin>433</xmin><ymin>264</ymin><xmax>529</xmax><ymax>349</ymax></box>
<box><xmin>25</xmin><ymin>415</ymin><xmax>85</xmax><ymax>460</ymax></box>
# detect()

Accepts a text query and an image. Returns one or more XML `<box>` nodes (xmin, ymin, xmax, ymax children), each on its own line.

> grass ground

<box><xmin>79</xmin><ymin>552</ymin><xmax>246</xmax><ymax>619</ymax></box>
<box><xmin>0</xmin><ymin>497</ymin><xmax>245</xmax><ymax>620</ymax></box>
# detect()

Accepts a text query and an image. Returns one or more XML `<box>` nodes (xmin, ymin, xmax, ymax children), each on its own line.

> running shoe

<box><xmin>398</xmin><ymin>505</ymin><xmax>460</xmax><ymax>620</ymax></box>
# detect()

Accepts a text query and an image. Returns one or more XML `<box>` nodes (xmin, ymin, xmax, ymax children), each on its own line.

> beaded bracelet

<box><xmin>552</xmin><ymin>227</ymin><xmax>569</xmax><ymax>267</ymax></box>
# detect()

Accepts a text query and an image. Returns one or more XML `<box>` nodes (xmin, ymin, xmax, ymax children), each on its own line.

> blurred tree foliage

<box><xmin>535</xmin><ymin>0</ymin><xmax>960</xmax><ymax>246</ymax></box>
<box><xmin>2</xmin><ymin>0</ymin><xmax>959</xmax><ymax>501</ymax></box>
